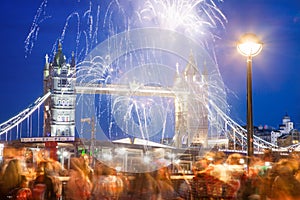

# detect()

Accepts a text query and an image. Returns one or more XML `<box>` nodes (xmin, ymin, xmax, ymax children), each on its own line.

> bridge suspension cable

<box><xmin>0</xmin><ymin>92</ymin><xmax>51</xmax><ymax>138</ymax></box>
<box><xmin>0</xmin><ymin>89</ymin><xmax>295</xmax><ymax>153</ymax></box>
<box><xmin>208</xmin><ymin>99</ymin><xmax>279</xmax><ymax>151</ymax></box>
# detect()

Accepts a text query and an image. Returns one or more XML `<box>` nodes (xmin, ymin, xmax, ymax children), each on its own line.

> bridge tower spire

<box><xmin>43</xmin><ymin>54</ymin><xmax>51</xmax><ymax>137</ymax></box>
<box><xmin>43</xmin><ymin>42</ymin><xmax>76</xmax><ymax>160</ymax></box>
<box><xmin>173</xmin><ymin>51</ymin><xmax>209</xmax><ymax>148</ymax></box>
<box><xmin>49</xmin><ymin>42</ymin><xmax>76</xmax><ymax>138</ymax></box>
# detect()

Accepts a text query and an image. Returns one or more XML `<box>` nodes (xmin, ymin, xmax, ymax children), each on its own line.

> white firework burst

<box><xmin>138</xmin><ymin>0</ymin><xmax>227</xmax><ymax>38</ymax></box>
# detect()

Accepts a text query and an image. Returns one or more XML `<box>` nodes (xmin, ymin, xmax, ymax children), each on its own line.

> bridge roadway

<box><xmin>75</xmin><ymin>83</ymin><xmax>189</xmax><ymax>97</ymax></box>
<box><xmin>2</xmin><ymin>83</ymin><xmax>300</xmax><ymax>153</ymax></box>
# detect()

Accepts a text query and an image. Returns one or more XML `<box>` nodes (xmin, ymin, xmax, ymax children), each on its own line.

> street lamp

<box><xmin>237</xmin><ymin>33</ymin><xmax>263</xmax><ymax>162</ymax></box>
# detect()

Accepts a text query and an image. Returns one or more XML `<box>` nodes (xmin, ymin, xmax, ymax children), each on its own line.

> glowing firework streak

<box><xmin>24</xmin><ymin>0</ymin><xmax>49</xmax><ymax>57</ymax></box>
<box><xmin>24</xmin><ymin>0</ymin><xmax>231</xmax><ymax>173</ymax></box>
<box><xmin>138</xmin><ymin>0</ymin><xmax>227</xmax><ymax>39</ymax></box>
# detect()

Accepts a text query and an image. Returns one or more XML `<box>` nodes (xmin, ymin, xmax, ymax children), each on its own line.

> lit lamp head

<box><xmin>237</xmin><ymin>33</ymin><xmax>263</xmax><ymax>57</ymax></box>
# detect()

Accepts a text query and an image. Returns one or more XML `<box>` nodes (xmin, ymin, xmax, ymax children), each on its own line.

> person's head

<box><xmin>101</xmin><ymin>164</ymin><xmax>116</xmax><ymax>176</ymax></box>
<box><xmin>192</xmin><ymin>159</ymin><xmax>208</xmax><ymax>175</ymax></box>
<box><xmin>2</xmin><ymin>159</ymin><xmax>23</xmax><ymax>192</ymax></box>
<box><xmin>94</xmin><ymin>161</ymin><xmax>104</xmax><ymax>176</ymax></box>
<box><xmin>263</xmin><ymin>149</ymin><xmax>273</xmax><ymax>162</ymax></box>
<box><xmin>19</xmin><ymin>175</ymin><xmax>28</xmax><ymax>188</ymax></box>
<box><xmin>226</xmin><ymin>153</ymin><xmax>243</xmax><ymax>165</ymax></box>
<box><xmin>277</xmin><ymin>165</ymin><xmax>293</xmax><ymax>177</ymax></box>
<box><xmin>277</xmin><ymin>158</ymin><xmax>299</xmax><ymax>175</ymax></box>
<box><xmin>156</xmin><ymin>166</ymin><xmax>170</xmax><ymax>180</ymax></box>
<box><xmin>204</xmin><ymin>152</ymin><xmax>215</xmax><ymax>164</ymax></box>
<box><xmin>213</xmin><ymin>151</ymin><xmax>226</xmax><ymax>164</ymax></box>
<box><xmin>70</xmin><ymin>157</ymin><xmax>82</xmax><ymax>171</ymax></box>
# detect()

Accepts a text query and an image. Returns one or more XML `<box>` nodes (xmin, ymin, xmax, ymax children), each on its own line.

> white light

<box><xmin>63</xmin><ymin>151</ymin><xmax>69</xmax><ymax>157</ymax></box>
<box><xmin>239</xmin><ymin>158</ymin><xmax>245</xmax><ymax>164</ymax></box>
<box><xmin>265</xmin><ymin>161</ymin><xmax>271</xmax><ymax>167</ymax></box>
<box><xmin>103</xmin><ymin>153</ymin><xmax>112</xmax><ymax>161</ymax></box>
<box><xmin>237</xmin><ymin>43</ymin><xmax>262</xmax><ymax>57</ymax></box>
<box><xmin>115</xmin><ymin>147</ymin><xmax>127</xmax><ymax>155</ymax></box>
<box><xmin>143</xmin><ymin>155</ymin><xmax>151</xmax><ymax>163</ymax></box>
<box><xmin>168</xmin><ymin>153</ymin><xmax>176</xmax><ymax>159</ymax></box>
<box><xmin>115</xmin><ymin>166</ymin><xmax>122</xmax><ymax>172</ymax></box>
<box><xmin>174</xmin><ymin>159</ymin><xmax>181</xmax><ymax>165</ymax></box>
<box><xmin>237</xmin><ymin>33</ymin><xmax>263</xmax><ymax>57</ymax></box>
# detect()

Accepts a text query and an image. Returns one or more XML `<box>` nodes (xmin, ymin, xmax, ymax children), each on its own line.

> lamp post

<box><xmin>237</xmin><ymin>33</ymin><xmax>263</xmax><ymax>163</ymax></box>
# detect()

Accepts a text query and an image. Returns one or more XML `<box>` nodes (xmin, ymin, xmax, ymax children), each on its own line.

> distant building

<box><xmin>272</xmin><ymin>114</ymin><xmax>299</xmax><ymax>147</ymax></box>
<box><xmin>255</xmin><ymin>125</ymin><xmax>274</xmax><ymax>144</ymax></box>
<box><xmin>270</xmin><ymin>130</ymin><xmax>281</xmax><ymax>145</ymax></box>
<box><xmin>279</xmin><ymin>113</ymin><xmax>294</xmax><ymax>134</ymax></box>
<box><xmin>255</xmin><ymin>113</ymin><xmax>297</xmax><ymax>147</ymax></box>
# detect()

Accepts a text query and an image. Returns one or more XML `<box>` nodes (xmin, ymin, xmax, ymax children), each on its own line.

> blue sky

<box><xmin>0</xmin><ymin>0</ymin><xmax>299</xmax><ymax>131</ymax></box>
<box><xmin>216</xmin><ymin>0</ymin><xmax>300</xmax><ymax>129</ymax></box>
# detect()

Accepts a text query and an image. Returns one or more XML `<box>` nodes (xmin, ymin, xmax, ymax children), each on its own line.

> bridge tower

<box><xmin>43</xmin><ymin>42</ymin><xmax>76</xmax><ymax>159</ymax></box>
<box><xmin>173</xmin><ymin>52</ymin><xmax>209</xmax><ymax>148</ymax></box>
<box><xmin>43</xmin><ymin>54</ymin><xmax>51</xmax><ymax>137</ymax></box>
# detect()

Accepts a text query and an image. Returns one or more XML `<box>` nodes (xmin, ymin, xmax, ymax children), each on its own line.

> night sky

<box><xmin>0</xmin><ymin>0</ymin><xmax>299</xmax><ymax>131</ymax></box>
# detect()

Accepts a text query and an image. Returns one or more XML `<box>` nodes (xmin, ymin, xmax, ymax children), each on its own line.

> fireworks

<box><xmin>25</xmin><ymin>0</ymin><xmax>227</xmax><ymax>60</ymax></box>
<box><xmin>25</xmin><ymin>0</ymin><xmax>230</xmax><ymax>172</ymax></box>
<box><xmin>138</xmin><ymin>0</ymin><xmax>227</xmax><ymax>39</ymax></box>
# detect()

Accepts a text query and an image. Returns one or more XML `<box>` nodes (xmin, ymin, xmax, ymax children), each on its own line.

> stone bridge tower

<box><xmin>173</xmin><ymin>52</ymin><xmax>209</xmax><ymax>148</ymax></box>
<box><xmin>43</xmin><ymin>42</ymin><xmax>76</xmax><ymax>139</ymax></box>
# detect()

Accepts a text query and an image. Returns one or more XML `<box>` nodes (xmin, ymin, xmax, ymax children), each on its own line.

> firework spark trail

<box><xmin>24</xmin><ymin>0</ymin><xmax>49</xmax><ymax>58</ymax></box>
<box><xmin>25</xmin><ymin>0</ymin><xmax>232</xmax><ymax>171</ymax></box>
<box><xmin>25</xmin><ymin>0</ymin><xmax>227</xmax><ymax>62</ymax></box>
<box><xmin>58</xmin><ymin>12</ymin><xmax>80</xmax><ymax>56</ymax></box>
<box><xmin>137</xmin><ymin>0</ymin><xmax>226</xmax><ymax>38</ymax></box>
<box><xmin>25</xmin><ymin>1</ymin><xmax>103</xmax><ymax>61</ymax></box>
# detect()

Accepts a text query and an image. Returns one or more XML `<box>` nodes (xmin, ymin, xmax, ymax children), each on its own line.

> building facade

<box><xmin>43</xmin><ymin>42</ymin><xmax>76</xmax><ymax>138</ymax></box>
<box><xmin>173</xmin><ymin>52</ymin><xmax>209</xmax><ymax>148</ymax></box>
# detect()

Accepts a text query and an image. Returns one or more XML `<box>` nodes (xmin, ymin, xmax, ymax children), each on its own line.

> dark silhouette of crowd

<box><xmin>1</xmin><ymin>147</ymin><xmax>300</xmax><ymax>200</ymax></box>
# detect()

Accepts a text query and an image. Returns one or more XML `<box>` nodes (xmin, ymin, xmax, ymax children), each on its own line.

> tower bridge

<box><xmin>75</xmin><ymin>83</ymin><xmax>188</xmax><ymax>97</ymax></box>
<box><xmin>0</xmin><ymin>43</ymin><xmax>298</xmax><ymax>161</ymax></box>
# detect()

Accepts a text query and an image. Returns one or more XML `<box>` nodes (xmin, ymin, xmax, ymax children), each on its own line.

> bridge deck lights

<box><xmin>237</xmin><ymin>33</ymin><xmax>263</xmax><ymax>165</ymax></box>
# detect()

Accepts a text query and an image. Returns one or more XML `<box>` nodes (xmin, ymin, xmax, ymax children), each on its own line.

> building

<box><xmin>43</xmin><ymin>42</ymin><xmax>76</xmax><ymax>138</ymax></box>
<box><xmin>270</xmin><ymin>129</ymin><xmax>281</xmax><ymax>145</ymax></box>
<box><xmin>279</xmin><ymin>113</ymin><xmax>294</xmax><ymax>134</ymax></box>
<box><xmin>255</xmin><ymin>125</ymin><xmax>274</xmax><ymax>144</ymax></box>
<box><xmin>253</xmin><ymin>114</ymin><xmax>298</xmax><ymax>147</ymax></box>
<box><xmin>173</xmin><ymin>52</ymin><xmax>209</xmax><ymax>148</ymax></box>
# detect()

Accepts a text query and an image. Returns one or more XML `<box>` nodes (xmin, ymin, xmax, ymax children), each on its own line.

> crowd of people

<box><xmin>1</xmin><ymin>148</ymin><xmax>300</xmax><ymax>200</ymax></box>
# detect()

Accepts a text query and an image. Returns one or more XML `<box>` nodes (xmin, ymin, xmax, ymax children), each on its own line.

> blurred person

<box><xmin>205</xmin><ymin>151</ymin><xmax>228</xmax><ymax>199</ymax></box>
<box><xmin>6</xmin><ymin>175</ymin><xmax>33</xmax><ymax>200</ymax></box>
<box><xmin>0</xmin><ymin>159</ymin><xmax>24</xmax><ymax>197</ymax></box>
<box><xmin>203</xmin><ymin>151</ymin><xmax>216</xmax><ymax>166</ymax></box>
<box><xmin>154</xmin><ymin>166</ymin><xmax>182</xmax><ymax>200</ymax></box>
<box><xmin>238</xmin><ymin>156</ymin><xmax>264</xmax><ymax>200</ymax></box>
<box><xmin>32</xmin><ymin>161</ymin><xmax>59</xmax><ymax>200</ymax></box>
<box><xmin>207</xmin><ymin>151</ymin><xmax>227</xmax><ymax>182</ymax></box>
<box><xmin>65</xmin><ymin>157</ymin><xmax>92</xmax><ymax>200</ymax></box>
<box><xmin>270</xmin><ymin>159</ymin><xmax>300</xmax><ymax>200</ymax></box>
<box><xmin>223</xmin><ymin>153</ymin><xmax>245</xmax><ymax>200</ymax></box>
<box><xmin>190</xmin><ymin>158</ymin><xmax>210</xmax><ymax>200</ymax></box>
<box><xmin>129</xmin><ymin>172</ymin><xmax>160</xmax><ymax>200</ymax></box>
<box><xmin>91</xmin><ymin>164</ymin><xmax>124</xmax><ymax>200</ymax></box>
